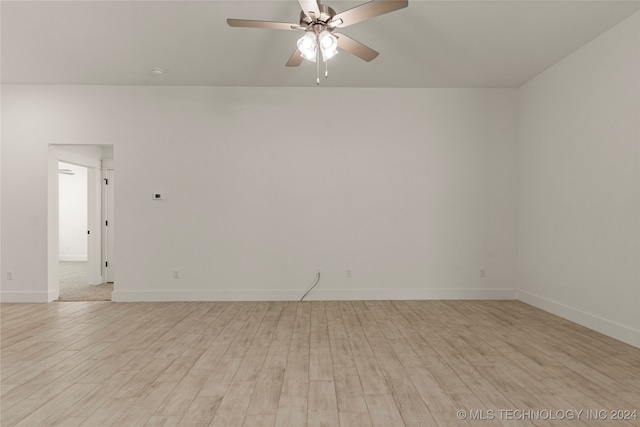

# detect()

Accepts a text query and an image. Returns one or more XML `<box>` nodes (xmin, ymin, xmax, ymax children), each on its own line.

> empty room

<box><xmin>1</xmin><ymin>0</ymin><xmax>639</xmax><ymax>426</ymax></box>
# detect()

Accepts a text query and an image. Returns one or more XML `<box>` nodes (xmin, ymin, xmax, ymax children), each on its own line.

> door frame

<box><xmin>101</xmin><ymin>160</ymin><xmax>114</xmax><ymax>283</ymax></box>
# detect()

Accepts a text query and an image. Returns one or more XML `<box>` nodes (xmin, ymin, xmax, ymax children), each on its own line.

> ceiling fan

<box><xmin>227</xmin><ymin>0</ymin><xmax>408</xmax><ymax>83</ymax></box>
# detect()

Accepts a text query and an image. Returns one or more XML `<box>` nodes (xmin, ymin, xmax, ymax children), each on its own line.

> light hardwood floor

<box><xmin>1</xmin><ymin>300</ymin><xmax>639</xmax><ymax>426</ymax></box>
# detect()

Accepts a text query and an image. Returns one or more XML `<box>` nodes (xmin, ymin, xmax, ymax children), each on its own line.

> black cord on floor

<box><xmin>300</xmin><ymin>272</ymin><xmax>321</xmax><ymax>302</ymax></box>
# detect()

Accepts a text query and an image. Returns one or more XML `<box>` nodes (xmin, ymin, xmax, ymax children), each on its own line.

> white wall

<box><xmin>58</xmin><ymin>161</ymin><xmax>88</xmax><ymax>261</ymax></box>
<box><xmin>0</xmin><ymin>86</ymin><xmax>518</xmax><ymax>302</ymax></box>
<box><xmin>517</xmin><ymin>13</ymin><xmax>640</xmax><ymax>347</ymax></box>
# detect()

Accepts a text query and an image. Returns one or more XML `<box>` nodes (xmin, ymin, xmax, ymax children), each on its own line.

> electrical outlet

<box><xmin>6</xmin><ymin>271</ymin><xmax>13</xmax><ymax>280</ymax></box>
<box><xmin>173</xmin><ymin>270</ymin><xmax>180</xmax><ymax>279</ymax></box>
<box><xmin>480</xmin><ymin>269</ymin><xmax>486</xmax><ymax>278</ymax></box>
<box><xmin>346</xmin><ymin>269</ymin><xmax>352</xmax><ymax>278</ymax></box>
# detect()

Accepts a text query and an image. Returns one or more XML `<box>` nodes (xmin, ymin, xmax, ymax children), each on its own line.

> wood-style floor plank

<box><xmin>2</xmin><ymin>300</ymin><xmax>639</xmax><ymax>426</ymax></box>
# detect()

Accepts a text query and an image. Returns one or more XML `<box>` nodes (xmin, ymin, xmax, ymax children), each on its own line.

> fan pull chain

<box><xmin>316</xmin><ymin>46</ymin><xmax>320</xmax><ymax>85</ymax></box>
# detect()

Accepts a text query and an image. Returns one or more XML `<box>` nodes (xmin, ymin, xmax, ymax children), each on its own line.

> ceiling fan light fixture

<box><xmin>319</xmin><ymin>31</ymin><xmax>338</xmax><ymax>61</ymax></box>
<box><xmin>321</xmin><ymin>46</ymin><xmax>338</xmax><ymax>61</ymax></box>
<box><xmin>297</xmin><ymin>32</ymin><xmax>317</xmax><ymax>62</ymax></box>
<box><xmin>319</xmin><ymin>30</ymin><xmax>336</xmax><ymax>49</ymax></box>
<box><xmin>301</xmin><ymin>49</ymin><xmax>317</xmax><ymax>62</ymax></box>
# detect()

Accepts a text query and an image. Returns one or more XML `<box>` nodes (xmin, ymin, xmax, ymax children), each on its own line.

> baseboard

<box><xmin>519</xmin><ymin>290</ymin><xmax>640</xmax><ymax>348</ymax></box>
<box><xmin>112</xmin><ymin>288</ymin><xmax>518</xmax><ymax>302</ymax></box>
<box><xmin>59</xmin><ymin>256</ymin><xmax>88</xmax><ymax>262</ymax></box>
<box><xmin>0</xmin><ymin>289</ymin><xmax>58</xmax><ymax>303</ymax></box>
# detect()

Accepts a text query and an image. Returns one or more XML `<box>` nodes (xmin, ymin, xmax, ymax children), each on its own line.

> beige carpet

<box><xmin>58</xmin><ymin>261</ymin><xmax>112</xmax><ymax>301</ymax></box>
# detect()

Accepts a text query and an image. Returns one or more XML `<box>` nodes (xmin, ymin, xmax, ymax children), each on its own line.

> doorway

<box><xmin>48</xmin><ymin>145</ymin><xmax>114</xmax><ymax>302</ymax></box>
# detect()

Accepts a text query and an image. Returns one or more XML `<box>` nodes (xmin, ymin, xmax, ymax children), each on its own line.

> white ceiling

<box><xmin>2</xmin><ymin>1</ymin><xmax>639</xmax><ymax>88</ymax></box>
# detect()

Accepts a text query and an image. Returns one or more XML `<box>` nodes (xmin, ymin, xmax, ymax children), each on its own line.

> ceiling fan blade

<box><xmin>332</xmin><ymin>0</ymin><xmax>408</xmax><ymax>28</ymax></box>
<box><xmin>298</xmin><ymin>0</ymin><xmax>321</xmax><ymax>19</ymax></box>
<box><xmin>286</xmin><ymin>49</ymin><xmax>304</xmax><ymax>67</ymax></box>
<box><xmin>336</xmin><ymin>33</ymin><xmax>379</xmax><ymax>62</ymax></box>
<box><xmin>227</xmin><ymin>19</ymin><xmax>301</xmax><ymax>30</ymax></box>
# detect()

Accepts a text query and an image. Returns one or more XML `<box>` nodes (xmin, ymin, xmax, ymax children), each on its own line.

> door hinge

<box><xmin>105</xmin><ymin>220</ymin><xmax>108</xmax><ymax>226</ymax></box>
<box><xmin>105</xmin><ymin>261</ymin><xmax>108</xmax><ymax>267</ymax></box>
<box><xmin>88</xmin><ymin>230</ymin><xmax>90</xmax><ymax>235</ymax></box>
<box><xmin>104</xmin><ymin>178</ymin><xmax>109</xmax><ymax>185</ymax></box>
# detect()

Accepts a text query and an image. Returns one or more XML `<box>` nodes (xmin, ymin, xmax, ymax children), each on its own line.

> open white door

<box><xmin>87</xmin><ymin>166</ymin><xmax>102</xmax><ymax>285</ymax></box>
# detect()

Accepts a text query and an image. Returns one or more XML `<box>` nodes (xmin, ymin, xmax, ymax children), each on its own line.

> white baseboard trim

<box><xmin>0</xmin><ymin>289</ymin><xmax>58</xmax><ymax>303</ymax></box>
<box><xmin>519</xmin><ymin>290</ymin><xmax>640</xmax><ymax>348</ymax></box>
<box><xmin>59</xmin><ymin>256</ymin><xmax>88</xmax><ymax>262</ymax></box>
<box><xmin>112</xmin><ymin>288</ymin><xmax>518</xmax><ymax>302</ymax></box>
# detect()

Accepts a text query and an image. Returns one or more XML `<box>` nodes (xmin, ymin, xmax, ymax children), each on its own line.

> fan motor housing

<box><xmin>299</xmin><ymin>4</ymin><xmax>336</xmax><ymax>28</ymax></box>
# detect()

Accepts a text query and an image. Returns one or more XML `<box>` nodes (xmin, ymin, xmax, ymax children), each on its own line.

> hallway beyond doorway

<box><xmin>58</xmin><ymin>261</ymin><xmax>112</xmax><ymax>301</ymax></box>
